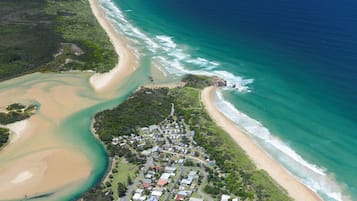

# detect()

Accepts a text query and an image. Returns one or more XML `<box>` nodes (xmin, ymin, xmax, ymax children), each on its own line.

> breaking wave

<box><xmin>98</xmin><ymin>0</ymin><xmax>349</xmax><ymax>200</ymax></box>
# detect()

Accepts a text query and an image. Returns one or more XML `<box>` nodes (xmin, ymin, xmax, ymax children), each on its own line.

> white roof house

<box><xmin>160</xmin><ymin>173</ymin><xmax>171</xmax><ymax>180</ymax></box>
<box><xmin>221</xmin><ymin>194</ymin><xmax>230</xmax><ymax>201</ymax></box>
<box><xmin>132</xmin><ymin>193</ymin><xmax>146</xmax><ymax>201</ymax></box>
<box><xmin>149</xmin><ymin>125</ymin><xmax>159</xmax><ymax>132</ymax></box>
<box><xmin>151</xmin><ymin>190</ymin><xmax>163</xmax><ymax>198</ymax></box>
<box><xmin>165</xmin><ymin>166</ymin><xmax>177</xmax><ymax>173</ymax></box>
<box><xmin>180</xmin><ymin>178</ymin><xmax>193</xmax><ymax>185</ymax></box>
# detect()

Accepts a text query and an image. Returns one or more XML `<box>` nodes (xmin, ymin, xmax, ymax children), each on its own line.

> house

<box><xmin>147</xmin><ymin>196</ymin><xmax>159</xmax><ymax>201</ymax></box>
<box><xmin>141</xmin><ymin>179</ymin><xmax>152</xmax><ymax>189</ymax></box>
<box><xmin>151</xmin><ymin>189</ymin><xmax>163</xmax><ymax>198</ymax></box>
<box><xmin>175</xmin><ymin>191</ymin><xmax>190</xmax><ymax>201</ymax></box>
<box><xmin>157</xmin><ymin>179</ymin><xmax>168</xmax><ymax>187</ymax></box>
<box><xmin>141</xmin><ymin>127</ymin><xmax>149</xmax><ymax>134</ymax></box>
<box><xmin>188</xmin><ymin>171</ymin><xmax>197</xmax><ymax>178</ymax></box>
<box><xmin>132</xmin><ymin>193</ymin><xmax>146</xmax><ymax>201</ymax></box>
<box><xmin>180</xmin><ymin>178</ymin><xmax>192</xmax><ymax>186</ymax></box>
<box><xmin>175</xmin><ymin>194</ymin><xmax>185</xmax><ymax>201</ymax></box>
<box><xmin>149</xmin><ymin>125</ymin><xmax>159</xmax><ymax>132</ymax></box>
<box><xmin>165</xmin><ymin>166</ymin><xmax>177</xmax><ymax>173</ymax></box>
<box><xmin>152</xmin><ymin>146</ymin><xmax>159</xmax><ymax>152</ymax></box>
<box><xmin>111</xmin><ymin>137</ymin><xmax>119</xmax><ymax>145</ymax></box>
<box><xmin>135</xmin><ymin>189</ymin><xmax>144</xmax><ymax>194</ymax></box>
<box><xmin>153</xmin><ymin>166</ymin><xmax>162</xmax><ymax>172</ymax></box>
<box><xmin>221</xmin><ymin>194</ymin><xmax>230</xmax><ymax>201</ymax></box>
<box><xmin>160</xmin><ymin>173</ymin><xmax>171</xmax><ymax>180</ymax></box>
<box><xmin>145</xmin><ymin>173</ymin><xmax>153</xmax><ymax>179</ymax></box>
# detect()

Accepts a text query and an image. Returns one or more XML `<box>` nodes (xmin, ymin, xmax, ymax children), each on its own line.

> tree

<box><xmin>127</xmin><ymin>175</ymin><xmax>133</xmax><ymax>185</ymax></box>
<box><xmin>117</xmin><ymin>182</ymin><xmax>127</xmax><ymax>197</ymax></box>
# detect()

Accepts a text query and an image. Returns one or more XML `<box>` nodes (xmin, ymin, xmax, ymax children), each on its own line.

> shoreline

<box><xmin>201</xmin><ymin>86</ymin><xmax>322</xmax><ymax>201</ymax></box>
<box><xmin>88</xmin><ymin>0</ymin><xmax>137</xmax><ymax>92</ymax></box>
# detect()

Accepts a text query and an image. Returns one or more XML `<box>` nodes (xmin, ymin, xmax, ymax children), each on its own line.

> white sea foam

<box><xmin>99</xmin><ymin>0</ymin><xmax>348</xmax><ymax>200</ymax></box>
<box><xmin>215</xmin><ymin>90</ymin><xmax>347</xmax><ymax>201</ymax></box>
<box><xmin>100</xmin><ymin>0</ymin><xmax>253</xmax><ymax>92</ymax></box>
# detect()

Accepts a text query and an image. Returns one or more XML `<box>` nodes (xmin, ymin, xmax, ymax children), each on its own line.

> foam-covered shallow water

<box><xmin>101</xmin><ymin>0</ymin><xmax>357</xmax><ymax>200</ymax></box>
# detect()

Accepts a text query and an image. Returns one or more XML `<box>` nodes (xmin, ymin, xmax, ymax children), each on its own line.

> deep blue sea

<box><xmin>99</xmin><ymin>0</ymin><xmax>357</xmax><ymax>200</ymax></box>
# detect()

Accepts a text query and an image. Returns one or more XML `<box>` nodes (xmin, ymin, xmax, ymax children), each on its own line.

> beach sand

<box><xmin>89</xmin><ymin>0</ymin><xmax>137</xmax><ymax>93</ymax></box>
<box><xmin>201</xmin><ymin>86</ymin><xmax>322</xmax><ymax>201</ymax></box>
<box><xmin>0</xmin><ymin>0</ymin><xmax>138</xmax><ymax>199</ymax></box>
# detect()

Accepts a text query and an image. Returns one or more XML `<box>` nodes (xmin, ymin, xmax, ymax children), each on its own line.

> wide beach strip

<box><xmin>201</xmin><ymin>86</ymin><xmax>322</xmax><ymax>201</ymax></box>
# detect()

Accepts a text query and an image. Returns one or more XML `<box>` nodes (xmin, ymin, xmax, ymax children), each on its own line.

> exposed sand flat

<box><xmin>89</xmin><ymin>0</ymin><xmax>138</xmax><ymax>92</ymax></box>
<box><xmin>4</xmin><ymin>119</ymin><xmax>29</xmax><ymax>143</ymax></box>
<box><xmin>201</xmin><ymin>86</ymin><xmax>322</xmax><ymax>201</ymax></box>
<box><xmin>0</xmin><ymin>148</ymin><xmax>90</xmax><ymax>200</ymax></box>
<box><xmin>0</xmin><ymin>74</ymin><xmax>98</xmax><ymax>200</ymax></box>
<box><xmin>0</xmin><ymin>0</ymin><xmax>138</xmax><ymax>199</ymax></box>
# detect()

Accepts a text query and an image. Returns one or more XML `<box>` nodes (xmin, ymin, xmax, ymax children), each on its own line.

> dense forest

<box><xmin>94</xmin><ymin>87</ymin><xmax>172</xmax><ymax>143</ymax></box>
<box><xmin>87</xmin><ymin>75</ymin><xmax>291</xmax><ymax>201</ymax></box>
<box><xmin>0</xmin><ymin>0</ymin><xmax>116</xmax><ymax>81</ymax></box>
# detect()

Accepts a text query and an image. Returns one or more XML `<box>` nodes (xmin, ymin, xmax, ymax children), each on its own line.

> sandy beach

<box><xmin>201</xmin><ymin>86</ymin><xmax>322</xmax><ymax>201</ymax></box>
<box><xmin>89</xmin><ymin>0</ymin><xmax>137</xmax><ymax>92</ymax></box>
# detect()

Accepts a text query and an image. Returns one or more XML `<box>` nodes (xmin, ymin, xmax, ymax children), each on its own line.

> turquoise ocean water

<box><xmin>92</xmin><ymin>0</ymin><xmax>357</xmax><ymax>200</ymax></box>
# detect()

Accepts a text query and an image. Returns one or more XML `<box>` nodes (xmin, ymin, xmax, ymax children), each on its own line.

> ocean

<box><xmin>98</xmin><ymin>0</ymin><xmax>357</xmax><ymax>200</ymax></box>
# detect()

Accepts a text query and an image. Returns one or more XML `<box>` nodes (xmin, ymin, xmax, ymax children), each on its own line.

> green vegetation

<box><xmin>44</xmin><ymin>0</ymin><xmax>117</xmax><ymax>72</ymax></box>
<box><xmin>84</xmin><ymin>75</ymin><xmax>291</xmax><ymax>200</ymax></box>
<box><xmin>0</xmin><ymin>103</ymin><xmax>36</xmax><ymax>125</ymax></box>
<box><xmin>182</xmin><ymin>74</ymin><xmax>226</xmax><ymax>89</ymax></box>
<box><xmin>0</xmin><ymin>103</ymin><xmax>36</xmax><ymax>149</ymax></box>
<box><xmin>0</xmin><ymin>127</ymin><xmax>10</xmax><ymax>149</ymax></box>
<box><xmin>103</xmin><ymin>159</ymin><xmax>138</xmax><ymax>200</ymax></box>
<box><xmin>0</xmin><ymin>0</ymin><xmax>116</xmax><ymax>81</ymax></box>
<box><xmin>172</xmin><ymin>82</ymin><xmax>291</xmax><ymax>201</ymax></box>
<box><xmin>94</xmin><ymin>88</ymin><xmax>172</xmax><ymax>143</ymax></box>
<box><xmin>6</xmin><ymin>103</ymin><xmax>26</xmax><ymax>111</ymax></box>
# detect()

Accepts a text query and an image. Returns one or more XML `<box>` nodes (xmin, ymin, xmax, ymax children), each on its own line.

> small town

<box><xmin>102</xmin><ymin>108</ymin><xmax>239</xmax><ymax>201</ymax></box>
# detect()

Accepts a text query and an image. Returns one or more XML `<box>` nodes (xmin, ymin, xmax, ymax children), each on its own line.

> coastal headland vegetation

<box><xmin>0</xmin><ymin>0</ymin><xmax>116</xmax><ymax>81</ymax></box>
<box><xmin>83</xmin><ymin>75</ymin><xmax>291</xmax><ymax>201</ymax></box>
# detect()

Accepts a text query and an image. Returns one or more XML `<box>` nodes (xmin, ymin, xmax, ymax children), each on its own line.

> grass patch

<box><xmin>103</xmin><ymin>158</ymin><xmax>138</xmax><ymax>200</ymax></box>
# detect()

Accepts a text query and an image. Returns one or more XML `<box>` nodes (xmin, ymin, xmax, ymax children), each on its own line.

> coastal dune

<box><xmin>201</xmin><ymin>86</ymin><xmax>322</xmax><ymax>201</ymax></box>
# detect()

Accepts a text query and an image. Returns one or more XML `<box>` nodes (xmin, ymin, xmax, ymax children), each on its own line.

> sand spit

<box><xmin>201</xmin><ymin>86</ymin><xmax>322</xmax><ymax>201</ymax></box>
<box><xmin>89</xmin><ymin>0</ymin><xmax>137</xmax><ymax>92</ymax></box>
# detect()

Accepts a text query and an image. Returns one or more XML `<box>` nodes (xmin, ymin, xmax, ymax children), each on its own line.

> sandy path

<box><xmin>89</xmin><ymin>0</ymin><xmax>137</xmax><ymax>92</ymax></box>
<box><xmin>201</xmin><ymin>86</ymin><xmax>322</xmax><ymax>201</ymax></box>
